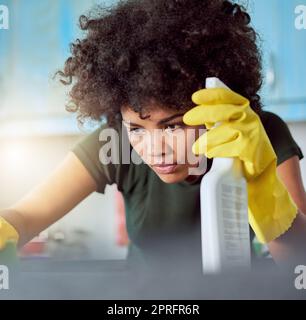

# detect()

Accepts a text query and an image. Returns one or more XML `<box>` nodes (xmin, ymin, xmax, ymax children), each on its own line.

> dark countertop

<box><xmin>1</xmin><ymin>258</ymin><xmax>306</xmax><ymax>299</ymax></box>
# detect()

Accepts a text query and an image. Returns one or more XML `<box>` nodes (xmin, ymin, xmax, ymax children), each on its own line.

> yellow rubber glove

<box><xmin>0</xmin><ymin>216</ymin><xmax>19</xmax><ymax>250</ymax></box>
<box><xmin>183</xmin><ymin>87</ymin><xmax>298</xmax><ymax>244</ymax></box>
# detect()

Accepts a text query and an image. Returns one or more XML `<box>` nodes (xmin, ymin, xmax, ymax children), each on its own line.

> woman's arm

<box><xmin>276</xmin><ymin>156</ymin><xmax>306</xmax><ymax>214</ymax></box>
<box><xmin>0</xmin><ymin>152</ymin><xmax>98</xmax><ymax>246</ymax></box>
<box><xmin>268</xmin><ymin>155</ymin><xmax>306</xmax><ymax>267</ymax></box>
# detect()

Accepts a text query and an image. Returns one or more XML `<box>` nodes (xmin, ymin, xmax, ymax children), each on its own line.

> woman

<box><xmin>1</xmin><ymin>0</ymin><xmax>306</xmax><ymax>271</ymax></box>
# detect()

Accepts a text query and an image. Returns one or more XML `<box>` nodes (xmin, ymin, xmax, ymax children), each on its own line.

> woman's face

<box><xmin>121</xmin><ymin>106</ymin><xmax>207</xmax><ymax>184</ymax></box>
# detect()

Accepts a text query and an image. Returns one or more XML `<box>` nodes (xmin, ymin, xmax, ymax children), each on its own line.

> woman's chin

<box><xmin>154</xmin><ymin>170</ymin><xmax>188</xmax><ymax>184</ymax></box>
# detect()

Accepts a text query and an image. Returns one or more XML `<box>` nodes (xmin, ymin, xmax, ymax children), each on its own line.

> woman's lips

<box><xmin>152</xmin><ymin>163</ymin><xmax>178</xmax><ymax>174</ymax></box>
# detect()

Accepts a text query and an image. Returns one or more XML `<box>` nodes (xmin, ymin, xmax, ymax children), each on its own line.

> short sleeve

<box><xmin>71</xmin><ymin>123</ymin><xmax>121</xmax><ymax>193</ymax></box>
<box><xmin>261</xmin><ymin>111</ymin><xmax>304</xmax><ymax>166</ymax></box>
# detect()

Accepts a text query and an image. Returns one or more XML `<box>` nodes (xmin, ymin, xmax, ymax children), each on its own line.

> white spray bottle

<box><xmin>201</xmin><ymin>77</ymin><xmax>251</xmax><ymax>274</ymax></box>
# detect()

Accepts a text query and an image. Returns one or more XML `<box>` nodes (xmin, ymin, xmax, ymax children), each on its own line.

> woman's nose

<box><xmin>146</xmin><ymin>130</ymin><xmax>172</xmax><ymax>158</ymax></box>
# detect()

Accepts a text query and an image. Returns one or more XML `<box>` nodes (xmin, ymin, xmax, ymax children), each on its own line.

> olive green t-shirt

<box><xmin>72</xmin><ymin>111</ymin><xmax>304</xmax><ymax>272</ymax></box>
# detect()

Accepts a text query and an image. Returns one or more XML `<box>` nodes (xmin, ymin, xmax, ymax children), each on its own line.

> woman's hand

<box><xmin>183</xmin><ymin>87</ymin><xmax>298</xmax><ymax>244</ymax></box>
<box><xmin>0</xmin><ymin>217</ymin><xmax>19</xmax><ymax>251</ymax></box>
<box><xmin>0</xmin><ymin>152</ymin><xmax>98</xmax><ymax>248</ymax></box>
<box><xmin>0</xmin><ymin>217</ymin><xmax>19</xmax><ymax>265</ymax></box>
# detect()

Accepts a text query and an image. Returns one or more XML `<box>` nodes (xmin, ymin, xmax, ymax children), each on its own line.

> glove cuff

<box><xmin>248</xmin><ymin>161</ymin><xmax>298</xmax><ymax>244</ymax></box>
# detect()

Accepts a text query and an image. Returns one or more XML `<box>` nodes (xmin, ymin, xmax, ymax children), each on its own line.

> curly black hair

<box><xmin>58</xmin><ymin>0</ymin><xmax>263</xmax><ymax>126</ymax></box>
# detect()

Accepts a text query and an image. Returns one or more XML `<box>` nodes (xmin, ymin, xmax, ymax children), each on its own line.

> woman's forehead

<box><xmin>121</xmin><ymin>105</ymin><xmax>184</xmax><ymax>123</ymax></box>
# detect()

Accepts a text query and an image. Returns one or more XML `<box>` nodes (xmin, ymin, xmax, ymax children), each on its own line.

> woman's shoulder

<box><xmin>260</xmin><ymin>110</ymin><xmax>304</xmax><ymax>165</ymax></box>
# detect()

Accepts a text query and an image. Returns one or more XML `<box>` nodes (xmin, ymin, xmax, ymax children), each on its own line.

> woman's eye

<box><xmin>164</xmin><ymin>124</ymin><xmax>182</xmax><ymax>132</ymax></box>
<box><xmin>129</xmin><ymin>127</ymin><xmax>146</xmax><ymax>135</ymax></box>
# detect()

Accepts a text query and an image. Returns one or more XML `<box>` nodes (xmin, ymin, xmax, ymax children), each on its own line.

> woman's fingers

<box><xmin>192</xmin><ymin>124</ymin><xmax>242</xmax><ymax>157</ymax></box>
<box><xmin>191</xmin><ymin>87</ymin><xmax>249</xmax><ymax>106</ymax></box>
<box><xmin>183</xmin><ymin>103</ymin><xmax>246</xmax><ymax>126</ymax></box>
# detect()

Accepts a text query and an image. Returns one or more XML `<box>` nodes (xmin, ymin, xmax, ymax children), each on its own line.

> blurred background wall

<box><xmin>0</xmin><ymin>0</ymin><xmax>305</xmax><ymax>260</ymax></box>
<box><xmin>0</xmin><ymin>0</ymin><xmax>128</xmax><ymax>260</ymax></box>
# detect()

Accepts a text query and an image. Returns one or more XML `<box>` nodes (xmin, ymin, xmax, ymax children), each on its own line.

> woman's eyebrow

<box><xmin>157</xmin><ymin>113</ymin><xmax>185</xmax><ymax>125</ymax></box>
<box><xmin>122</xmin><ymin>113</ymin><xmax>185</xmax><ymax>127</ymax></box>
<box><xmin>122</xmin><ymin>120</ymin><xmax>144</xmax><ymax>127</ymax></box>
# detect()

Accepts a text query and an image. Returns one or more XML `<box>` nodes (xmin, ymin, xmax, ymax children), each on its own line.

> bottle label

<box><xmin>218</xmin><ymin>179</ymin><xmax>251</xmax><ymax>269</ymax></box>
